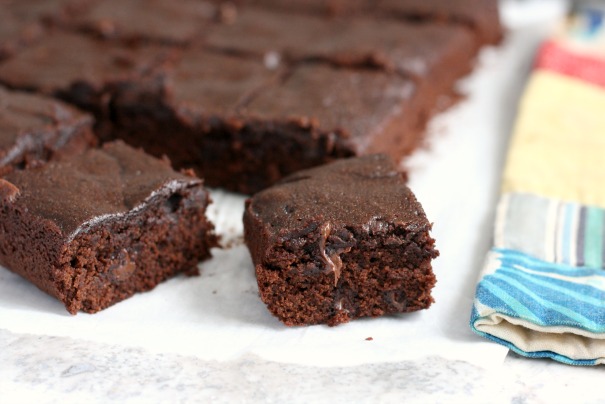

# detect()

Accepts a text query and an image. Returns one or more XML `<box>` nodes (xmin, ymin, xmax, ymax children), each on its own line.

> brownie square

<box><xmin>243</xmin><ymin>154</ymin><xmax>438</xmax><ymax>326</ymax></box>
<box><xmin>206</xmin><ymin>6</ymin><xmax>477</xmax><ymax>81</ymax></box>
<box><xmin>0</xmin><ymin>140</ymin><xmax>218</xmax><ymax>314</ymax></box>
<box><xmin>245</xmin><ymin>0</ymin><xmax>369</xmax><ymax>16</ymax></box>
<box><xmin>110</xmin><ymin>49</ymin><xmax>285</xmax><ymax>193</ymax></box>
<box><xmin>0</xmin><ymin>85</ymin><xmax>96</xmax><ymax>175</ymax></box>
<box><xmin>71</xmin><ymin>0</ymin><xmax>218</xmax><ymax>44</ymax></box>
<box><xmin>242</xmin><ymin>63</ymin><xmax>425</xmax><ymax>167</ymax></box>
<box><xmin>0</xmin><ymin>31</ymin><xmax>171</xmax><ymax>136</ymax></box>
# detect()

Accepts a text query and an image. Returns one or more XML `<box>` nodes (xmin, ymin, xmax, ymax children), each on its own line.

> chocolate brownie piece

<box><xmin>0</xmin><ymin>32</ymin><xmax>170</xmax><ymax>137</ymax></box>
<box><xmin>113</xmin><ymin>57</ymin><xmax>421</xmax><ymax>194</ymax></box>
<box><xmin>243</xmin><ymin>154</ymin><xmax>438</xmax><ymax>326</ymax></box>
<box><xmin>0</xmin><ymin>85</ymin><xmax>96</xmax><ymax>175</ymax></box>
<box><xmin>71</xmin><ymin>0</ymin><xmax>218</xmax><ymax>44</ymax></box>
<box><xmin>0</xmin><ymin>140</ymin><xmax>218</xmax><ymax>314</ymax></box>
<box><xmin>110</xmin><ymin>49</ymin><xmax>286</xmax><ymax>193</ymax></box>
<box><xmin>373</xmin><ymin>0</ymin><xmax>502</xmax><ymax>45</ymax></box>
<box><xmin>241</xmin><ymin>63</ymin><xmax>427</xmax><ymax>173</ymax></box>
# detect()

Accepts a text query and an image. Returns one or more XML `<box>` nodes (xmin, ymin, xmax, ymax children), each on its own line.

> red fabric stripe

<box><xmin>535</xmin><ymin>41</ymin><xmax>605</xmax><ymax>88</ymax></box>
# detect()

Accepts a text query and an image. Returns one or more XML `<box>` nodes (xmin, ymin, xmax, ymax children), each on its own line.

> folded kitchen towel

<box><xmin>471</xmin><ymin>6</ymin><xmax>605</xmax><ymax>365</ymax></box>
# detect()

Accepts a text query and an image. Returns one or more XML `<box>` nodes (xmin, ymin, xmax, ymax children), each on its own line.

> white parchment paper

<box><xmin>0</xmin><ymin>1</ymin><xmax>567</xmax><ymax>370</ymax></box>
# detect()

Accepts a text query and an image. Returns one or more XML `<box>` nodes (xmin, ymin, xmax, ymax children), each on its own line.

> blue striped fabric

<box><xmin>471</xmin><ymin>248</ymin><xmax>605</xmax><ymax>365</ymax></box>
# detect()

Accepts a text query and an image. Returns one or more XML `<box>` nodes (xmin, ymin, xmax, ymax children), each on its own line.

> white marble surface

<box><xmin>1</xmin><ymin>328</ymin><xmax>604</xmax><ymax>403</ymax></box>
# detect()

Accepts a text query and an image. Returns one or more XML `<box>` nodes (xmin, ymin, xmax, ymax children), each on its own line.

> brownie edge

<box><xmin>244</xmin><ymin>155</ymin><xmax>438</xmax><ymax>326</ymax></box>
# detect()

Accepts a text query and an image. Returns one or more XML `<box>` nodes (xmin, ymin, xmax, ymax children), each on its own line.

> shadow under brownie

<box><xmin>0</xmin><ymin>140</ymin><xmax>218</xmax><ymax>314</ymax></box>
<box><xmin>243</xmin><ymin>154</ymin><xmax>439</xmax><ymax>326</ymax></box>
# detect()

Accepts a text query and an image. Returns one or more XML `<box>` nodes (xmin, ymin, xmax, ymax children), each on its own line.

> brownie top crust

<box><xmin>246</xmin><ymin>154</ymin><xmax>428</xmax><ymax>238</ymax></box>
<box><xmin>242</xmin><ymin>64</ymin><xmax>416</xmax><ymax>150</ymax></box>
<box><xmin>245</xmin><ymin>0</ymin><xmax>369</xmax><ymax>16</ymax></box>
<box><xmin>206</xmin><ymin>7</ymin><xmax>475</xmax><ymax>78</ymax></box>
<box><xmin>166</xmin><ymin>49</ymin><xmax>283</xmax><ymax>116</ymax></box>
<box><xmin>205</xmin><ymin>8</ymin><xmax>330</xmax><ymax>61</ymax></box>
<box><xmin>72</xmin><ymin>0</ymin><xmax>218</xmax><ymax>44</ymax></box>
<box><xmin>0</xmin><ymin>32</ymin><xmax>170</xmax><ymax>94</ymax></box>
<box><xmin>0</xmin><ymin>86</ymin><xmax>91</xmax><ymax>149</ymax></box>
<box><xmin>1</xmin><ymin>141</ymin><xmax>200</xmax><ymax>237</ymax></box>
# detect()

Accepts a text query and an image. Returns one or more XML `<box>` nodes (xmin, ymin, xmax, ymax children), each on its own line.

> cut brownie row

<box><xmin>0</xmin><ymin>0</ymin><xmax>501</xmax><ymax>194</ymax></box>
<box><xmin>0</xmin><ymin>86</ymin><xmax>218</xmax><ymax>314</ymax></box>
<box><xmin>0</xmin><ymin>30</ymin><xmax>473</xmax><ymax>194</ymax></box>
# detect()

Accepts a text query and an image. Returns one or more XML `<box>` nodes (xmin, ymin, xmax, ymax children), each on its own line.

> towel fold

<box><xmin>471</xmin><ymin>6</ymin><xmax>605</xmax><ymax>365</ymax></box>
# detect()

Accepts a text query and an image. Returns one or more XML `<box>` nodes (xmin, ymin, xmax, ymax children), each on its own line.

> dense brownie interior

<box><xmin>0</xmin><ymin>141</ymin><xmax>218</xmax><ymax>314</ymax></box>
<box><xmin>244</xmin><ymin>155</ymin><xmax>439</xmax><ymax>326</ymax></box>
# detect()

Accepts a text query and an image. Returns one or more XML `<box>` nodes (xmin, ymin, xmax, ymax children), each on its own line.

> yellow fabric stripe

<box><xmin>502</xmin><ymin>70</ymin><xmax>605</xmax><ymax>208</ymax></box>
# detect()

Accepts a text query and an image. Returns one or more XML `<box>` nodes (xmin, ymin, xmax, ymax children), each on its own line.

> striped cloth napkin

<box><xmin>471</xmin><ymin>5</ymin><xmax>605</xmax><ymax>366</ymax></box>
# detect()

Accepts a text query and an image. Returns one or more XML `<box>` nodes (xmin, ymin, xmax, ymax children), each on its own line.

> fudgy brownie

<box><xmin>0</xmin><ymin>140</ymin><xmax>218</xmax><ymax>314</ymax></box>
<box><xmin>71</xmin><ymin>0</ymin><xmax>218</xmax><ymax>44</ymax></box>
<box><xmin>112</xmin><ymin>54</ymin><xmax>423</xmax><ymax>194</ymax></box>
<box><xmin>244</xmin><ymin>154</ymin><xmax>438</xmax><ymax>326</ymax></box>
<box><xmin>0</xmin><ymin>31</ymin><xmax>170</xmax><ymax>136</ymax></box>
<box><xmin>241</xmin><ymin>63</ymin><xmax>427</xmax><ymax>173</ymax></box>
<box><xmin>110</xmin><ymin>48</ymin><xmax>286</xmax><ymax>193</ymax></box>
<box><xmin>0</xmin><ymin>85</ymin><xmax>96</xmax><ymax>175</ymax></box>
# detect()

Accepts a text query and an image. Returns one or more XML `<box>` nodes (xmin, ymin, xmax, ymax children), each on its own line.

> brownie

<box><xmin>112</xmin><ymin>54</ymin><xmax>423</xmax><ymax>194</ymax></box>
<box><xmin>220</xmin><ymin>0</ymin><xmax>502</xmax><ymax>45</ymax></box>
<box><xmin>71</xmin><ymin>0</ymin><xmax>218</xmax><ymax>44</ymax></box>
<box><xmin>0</xmin><ymin>85</ymin><xmax>96</xmax><ymax>175</ymax></box>
<box><xmin>373</xmin><ymin>0</ymin><xmax>502</xmax><ymax>46</ymax></box>
<box><xmin>0</xmin><ymin>140</ymin><xmax>218</xmax><ymax>314</ymax></box>
<box><xmin>110</xmin><ymin>48</ymin><xmax>286</xmax><ymax>193</ymax></box>
<box><xmin>0</xmin><ymin>31</ymin><xmax>171</xmax><ymax>137</ymax></box>
<box><xmin>243</xmin><ymin>154</ymin><xmax>438</xmax><ymax>326</ymax></box>
<box><xmin>240</xmin><ymin>64</ymin><xmax>428</xmax><ymax>178</ymax></box>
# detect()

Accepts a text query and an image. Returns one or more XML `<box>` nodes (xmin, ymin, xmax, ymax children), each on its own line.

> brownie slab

<box><xmin>0</xmin><ymin>140</ymin><xmax>218</xmax><ymax>314</ymax></box>
<box><xmin>71</xmin><ymin>0</ymin><xmax>217</xmax><ymax>44</ymax></box>
<box><xmin>0</xmin><ymin>85</ymin><xmax>96</xmax><ymax>175</ymax></box>
<box><xmin>244</xmin><ymin>154</ymin><xmax>438</xmax><ymax>326</ymax></box>
<box><xmin>0</xmin><ymin>32</ymin><xmax>170</xmax><ymax>136</ymax></box>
